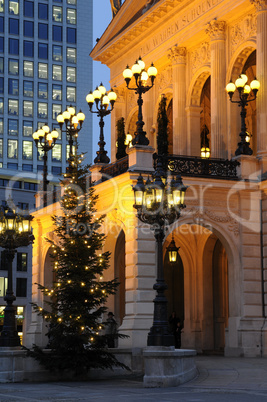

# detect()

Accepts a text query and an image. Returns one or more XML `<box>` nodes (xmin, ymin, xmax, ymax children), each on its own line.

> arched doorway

<box><xmin>114</xmin><ymin>230</ymin><xmax>125</xmax><ymax>325</ymax></box>
<box><xmin>164</xmin><ymin>250</ymin><xmax>184</xmax><ymax>323</ymax></box>
<box><xmin>200</xmin><ymin>76</ymin><xmax>211</xmax><ymax>154</ymax></box>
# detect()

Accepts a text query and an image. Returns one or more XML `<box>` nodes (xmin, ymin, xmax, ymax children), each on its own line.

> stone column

<box><xmin>186</xmin><ymin>106</ymin><xmax>202</xmax><ymax>156</ymax></box>
<box><xmin>206</xmin><ymin>20</ymin><xmax>227</xmax><ymax>159</ymax></box>
<box><xmin>168</xmin><ymin>45</ymin><xmax>187</xmax><ymax>155</ymax></box>
<box><xmin>250</xmin><ymin>0</ymin><xmax>267</xmax><ymax>159</ymax></box>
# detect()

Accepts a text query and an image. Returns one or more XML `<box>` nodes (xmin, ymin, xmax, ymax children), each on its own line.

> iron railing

<box><xmin>100</xmin><ymin>156</ymin><xmax>129</xmax><ymax>181</ymax></box>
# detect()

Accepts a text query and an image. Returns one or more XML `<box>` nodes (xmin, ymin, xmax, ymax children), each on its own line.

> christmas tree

<box><xmin>116</xmin><ymin>117</ymin><xmax>127</xmax><ymax>160</ymax></box>
<box><xmin>26</xmin><ymin>154</ymin><xmax>128</xmax><ymax>375</ymax></box>
<box><xmin>157</xmin><ymin>95</ymin><xmax>169</xmax><ymax>155</ymax></box>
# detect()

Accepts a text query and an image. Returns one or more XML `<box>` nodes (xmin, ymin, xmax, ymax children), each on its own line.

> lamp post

<box><xmin>123</xmin><ymin>57</ymin><xmax>157</xmax><ymax>146</ymax></box>
<box><xmin>133</xmin><ymin>165</ymin><xmax>188</xmax><ymax>346</ymax></box>
<box><xmin>33</xmin><ymin>124</ymin><xmax>59</xmax><ymax>207</ymax></box>
<box><xmin>167</xmin><ymin>234</ymin><xmax>180</xmax><ymax>312</ymax></box>
<box><xmin>86</xmin><ymin>83</ymin><xmax>117</xmax><ymax>164</ymax></box>
<box><xmin>226</xmin><ymin>74</ymin><xmax>260</xmax><ymax>156</ymax></box>
<box><xmin>0</xmin><ymin>207</ymin><xmax>34</xmax><ymax>347</ymax></box>
<box><xmin>56</xmin><ymin>106</ymin><xmax>85</xmax><ymax>173</ymax></box>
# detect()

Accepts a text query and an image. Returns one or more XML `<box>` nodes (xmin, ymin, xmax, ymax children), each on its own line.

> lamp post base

<box><xmin>147</xmin><ymin>331</ymin><xmax>174</xmax><ymax>347</ymax></box>
<box><xmin>0</xmin><ymin>304</ymin><xmax>20</xmax><ymax>347</ymax></box>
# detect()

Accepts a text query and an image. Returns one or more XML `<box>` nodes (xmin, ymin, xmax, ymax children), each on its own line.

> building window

<box><xmin>8</xmin><ymin>119</ymin><xmax>18</xmax><ymax>135</ymax></box>
<box><xmin>67</xmin><ymin>67</ymin><xmax>76</xmax><ymax>83</ymax></box>
<box><xmin>8</xmin><ymin>139</ymin><xmax>18</xmax><ymax>158</ymax></box>
<box><xmin>13</xmin><ymin>180</ymin><xmax>22</xmax><ymax>189</ymax></box>
<box><xmin>24</xmin><ymin>0</ymin><xmax>33</xmax><ymax>18</ymax></box>
<box><xmin>17</xmin><ymin>252</ymin><xmax>28</xmax><ymax>271</ymax></box>
<box><xmin>9</xmin><ymin>58</ymin><xmax>18</xmax><ymax>75</ymax></box>
<box><xmin>0</xmin><ymin>180</ymin><xmax>9</xmax><ymax>187</ymax></box>
<box><xmin>9</xmin><ymin>38</ymin><xmax>19</xmax><ymax>55</ymax></box>
<box><xmin>0</xmin><ymin>98</ymin><xmax>3</xmax><ymax>114</ymax></box>
<box><xmin>0</xmin><ymin>118</ymin><xmax>3</xmax><ymax>134</ymax></box>
<box><xmin>24</xmin><ymin>181</ymin><xmax>37</xmax><ymax>190</ymax></box>
<box><xmin>53</xmin><ymin>6</ymin><xmax>62</xmax><ymax>22</ymax></box>
<box><xmin>24</xmin><ymin>40</ymin><xmax>33</xmax><ymax>57</ymax></box>
<box><xmin>38</xmin><ymin>62</ymin><xmax>47</xmax><ymax>79</ymax></box>
<box><xmin>38</xmin><ymin>3</ymin><xmax>48</xmax><ymax>20</ymax></box>
<box><xmin>0</xmin><ymin>17</ymin><xmax>3</xmax><ymax>33</ymax></box>
<box><xmin>23</xmin><ymin>100</ymin><xmax>33</xmax><ymax>117</ymax></box>
<box><xmin>52</xmin><ymin>144</ymin><xmax>61</xmax><ymax>162</ymax></box>
<box><xmin>67</xmin><ymin>27</ymin><xmax>76</xmax><ymax>44</ymax></box>
<box><xmin>0</xmin><ymin>277</ymin><xmax>8</xmax><ymax>296</ymax></box>
<box><xmin>38</xmin><ymin>23</ymin><xmax>48</xmax><ymax>40</ymax></box>
<box><xmin>0</xmin><ymin>252</ymin><xmax>7</xmax><ymax>270</ymax></box>
<box><xmin>17</xmin><ymin>202</ymin><xmax>28</xmax><ymax>211</ymax></box>
<box><xmin>38</xmin><ymin>43</ymin><xmax>48</xmax><ymax>59</ymax></box>
<box><xmin>0</xmin><ymin>37</ymin><xmax>4</xmax><ymax>53</ymax></box>
<box><xmin>22</xmin><ymin>163</ymin><xmax>32</xmax><ymax>171</ymax></box>
<box><xmin>0</xmin><ymin>1</ymin><xmax>3</xmax><ymax>12</ymax></box>
<box><xmin>9</xmin><ymin>18</ymin><xmax>19</xmax><ymax>34</ymax></box>
<box><xmin>23</xmin><ymin>80</ymin><xmax>33</xmax><ymax>97</ymax></box>
<box><xmin>7</xmin><ymin>162</ymin><xmax>18</xmax><ymax>169</ymax></box>
<box><xmin>52</xmin><ymin>65</ymin><xmax>62</xmax><ymax>81</ymax></box>
<box><xmin>0</xmin><ymin>138</ymin><xmax>3</xmax><ymax>157</ymax></box>
<box><xmin>23</xmin><ymin>20</ymin><xmax>33</xmax><ymax>37</ymax></box>
<box><xmin>67</xmin><ymin>0</ymin><xmax>77</xmax><ymax>4</ymax></box>
<box><xmin>8</xmin><ymin>78</ymin><xmax>18</xmax><ymax>95</ymax></box>
<box><xmin>38</xmin><ymin>102</ymin><xmax>47</xmax><ymax>119</ymax></box>
<box><xmin>23</xmin><ymin>60</ymin><xmax>33</xmax><ymax>77</ymax></box>
<box><xmin>38</xmin><ymin>82</ymin><xmax>47</xmax><ymax>99</ymax></box>
<box><xmin>53</xmin><ymin>25</ymin><xmax>62</xmax><ymax>42</ymax></box>
<box><xmin>67</xmin><ymin>8</ymin><xmax>76</xmax><ymax>25</ymax></box>
<box><xmin>22</xmin><ymin>140</ymin><xmax>32</xmax><ymax>159</ymax></box>
<box><xmin>37</xmin><ymin>143</ymin><xmax>44</xmax><ymax>161</ymax></box>
<box><xmin>52</xmin><ymin>45</ymin><xmax>62</xmax><ymax>61</ymax></box>
<box><xmin>0</xmin><ymin>77</ymin><xmax>3</xmax><ymax>93</ymax></box>
<box><xmin>52</xmin><ymin>166</ymin><xmax>61</xmax><ymax>175</ymax></box>
<box><xmin>9</xmin><ymin>0</ymin><xmax>19</xmax><ymax>15</ymax></box>
<box><xmin>52</xmin><ymin>104</ymin><xmax>61</xmax><ymax>120</ymax></box>
<box><xmin>67</xmin><ymin>47</ymin><xmax>76</xmax><ymax>63</ymax></box>
<box><xmin>52</xmin><ymin>84</ymin><xmax>62</xmax><ymax>101</ymax></box>
<box><xmin>8</xmin><ymin>99</ymin><xmax>18</xmax><ymax>115</ymax></box>
<box><xmin>67</xmin><ymin>86</ymin><xmax>75</xmax><ymax>102</ymax></box>
<box><xmin>0</xmin><ymin>57</ymin><xmax>3</xmax><ymax>73</ymax></box>
<box><xmin>23</xmin><ymin>120</ymin><xmax>32</xmax><ymax>136</ymax></box>
<box><xmin>16</xmin><ymin>278</ymin><xmax>27</xmax><ymax>297</ymax></box>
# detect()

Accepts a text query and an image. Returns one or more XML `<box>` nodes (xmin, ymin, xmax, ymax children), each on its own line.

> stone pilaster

<box><xmin>206</xmin><ymin>20</ymin><xmax>227</xmax><ymax>159</ymax></box>
<box><xmin>250</xmin><ymin>0</ymin><xmax>267</xmax><ymax>159</ymax></box>
<box><xmin>168</xmin><ymin>45</ymin><xmax>187</xmax><ymax>155</ymax></box>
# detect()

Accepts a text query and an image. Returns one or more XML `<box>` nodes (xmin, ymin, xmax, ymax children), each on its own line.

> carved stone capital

<box><xmin>168</xmin><ymin>45</ymin><xmax>187</xmax><ymax>65</ymax></box>
<box><xmin>250</xmin><ymin>0</ymin><xmax>267</xmax><ymax>11</ymax></box>
<box><xmin>206</xmin><ymin>20</ymin><xmax>226</xmax><ymax>41</ymax></box>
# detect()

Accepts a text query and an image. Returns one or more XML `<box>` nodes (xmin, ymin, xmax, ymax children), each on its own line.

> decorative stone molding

<box><xmin>250</xmin><ymin>0</ymin><xmax>267</xmax><ymax>11</ymax></box>
<box><xmin>190</xmin><ymin>42</ymin><xmax>210</xmax><ymax>73</ymax></box>
<box><xmin>157</xmin><ymin>67</ymin><xmax>173</xmax><ymax>92</ymax></box>
<box><xmin>230</xmin><ymin>14</ymin><xmax>256</xmax><ymax>55</ymax></box>
<box><xmin>206</xmin><ymin>20</ymin><xmax>226</xmax><ymax>41</ymax></box>
<box><xmin>167</xmin><ymin>45</ymin><xmax>187</xmax><ymax>65</ymax></box>
<box><xmin>115</xmin><ymin>86</ymin><xmax>126</xmax><ymax>103</ymax></box>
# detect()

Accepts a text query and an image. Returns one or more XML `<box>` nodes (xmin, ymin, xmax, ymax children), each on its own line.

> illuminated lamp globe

<box><xmin>46</xmin><ymin>133</ymin><xmax>53</xmax><ymax>143</ymax></box>
<box><xmin>123</xmin><ymin>65</ymin><xmax>133</xmax><ymax>80</ymax></box>
<box><xmin>132</xmin><ymin>61</ymin><xmax>142</xmax><ymax>75</ymax></box>
<box><xmin>51</xmin><ymin>130</ymin><xmax>59</xmax><ymax>139</ymax></box>
<box><xmin>137</xmin><ymin>57</ymin><xmax>145</xmax><ymax>70</ymax></box>
<box><xmin>226</xmin><ymin>81</ymin><xmax>236</xmax><ymax>94</ymax></box>
<box><xmin>62</xmin><ymin>110</ymin><xmax>71</xmax><ymax>121</ymax></box>
<box><xmin>250</xmin><ymin>78</ymin><xmax>260</xmax><ymax>91</ymax></box>
<box><xmin>42</xmin><ymin>124</ymin><xmax>50</xmax><ymax>134</ymax></box>
<box><xmin>37</xmin><ymin>129</ymin><xmax>45</xmax><ymax>138</ymax></box>
<box><xmin>235</xmin><ymin>76</ymin><xmax>246</xmax><ymax>89</ymax></box>
<box><xmin>147</xmin><ymin>63</ymin><xmax>157</xmax><ymax>77</ymax></box>
<box><xmin>67</xmin><ymin>106</ymin><xmax>75</xmax><ymax>116</ymax></box>
<box><xmin>72</xmin><ymin>115</ymin><xmax>79</xmax><ymax>128</ymax></box>
<box><xmin>141</xmin><ymin>71</ymin><xmax>148</xmax><ymax>82</ymax></box>
<box><xmin>32</xmin><ymin>131</ymin><xmax>39</xmax><ymax>141</ymax></box>
<box><xmin>98</xmin><ymin>83</ymin><xmax>106</xmax><ymax>95</ymax></box>
<box><xmin>240</xmin><ymin>73</ymin><xmax>248</xmax><ymax>84</ymax></box>
<box><xmin>243</xmin><ymin>84</ymin><xmax>251</xmax><ymax>94</ymax></box>
<box><xmin>93</xmin><ymin>88</ymin><xmax>101</xmax><ymax>100</ymax></box>
<box><xmin>108</xmin><ymin>89</ymin><xmax>117</xmax><ymax>101</ymax></box>
<box><xmin>86</xmin><ymin>92</ymin><xmax>94</xmax><ymax>104</ymax></box>
<box><xmin>102</xmin><ymin>95</ymin><xmax>109</xmax><ymax>106</ymax></box>
<box><xmin>57</xmin><ymin>113</ymin><xmax>64</xmax><ymax>124</ymax></box>
<box><xmin>77</xmin><ymin>111</ymin><xmax>85</xmax><ymax>122</ymax></box>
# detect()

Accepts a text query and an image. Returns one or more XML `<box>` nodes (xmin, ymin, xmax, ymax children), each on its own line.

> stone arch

<box><xmin>125</xmin><ymin>107</ymin><xmax>138</xmax><ymax>140</ymax></box>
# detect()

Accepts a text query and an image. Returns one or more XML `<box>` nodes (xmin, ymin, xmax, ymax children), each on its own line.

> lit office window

<box><xmin>17</xmin><ymin>252</ymin><xmax>28</xmax><ymax>272</ymax></box>
<box><xmin>52</xmin><ymin>104</ymin><xmax>61</xmax><ymax>120</ymax></box>
<box><xmin>9</xmin><ymin>38</ymin><xmax>19</xmax><ymax>55</ymax></box>
<box><xmin>9</xmin><ymin>0</ymin><xmax>19</xmax><ymax>15</ymax></box>
<box><xmin>38</xmin><ymin>23</ymin><xmax>48</xmax><ymax>40</ymax></box>
<box><xmin>38</xmin><ymin>62</ymin><xmax>48</xmax><ymax>79</ymax></box>
<box><xmin>53</xmin><ymin>6</ymin><xmax>62</xmax><ymax>22</ymax></box>
<box><xmin>38</xmin><ymin>102</ymin><xmax>47</xmax><ymax>119</ymax></box>
<box><xmin>52</xmin><ymin>84</ymin><xmax>62</xmax><ymax>101</ymax></box>
<box><xmin>23</xmin><ymin>60</ymin><xmax>33</xmax><ymax>77</ymax></box>
<box><xmin>23</xmin><ymin>100</ymin><xmax>33</xmax><ymax>117</ymax></box>
<box><xmin>0</xmin><ymin>1</ymin><xmax>3</xmax><ymax>12</ymax></box>
<box><xmin>38</xmin><ymin>82</ymin><xmax>47</xmax><ymax>98</ymax></box>
<box><xmin>66</xmin><ymin>144</ymin><xmax>70</xmax><ymax>161</ymax></box>
<box><xmin>67</xmin><ymin>87</ymin><xmax>75</xmax><ymax>102</ymax></box>
<box><xmin>9</xmin><ymin>18</ymin><xmax>19</xmax><ymax>34</ymax></box>
<box><xmin>0</xmin><ymin>277</ymin><xmax>8</xmax><ymax>297</ymax></box>
<box><xmin>52</xmin><ymin>65</ymin><xmax>62</xmax><ymax>81</ymax></box>
<box><xmin>67</xmin><ymin>27</ymin><xmax>76</xmax><ymax>44</ymax></box>
<box><xmin>38</xmin><ymin>3</ymin><xmax>48</xmax><ymax>20</ymax></box>
<box><xmin>0</xmin><ymin>77</ymin><xmax>3</xmax><ymax>93</ymax></box>
<box><xmin>37</xmin><ymin>143</ymin><xmax>44</xmax><ymax>160</ymax></box>
<box><xmin>0</xmin><ymin>57</ymin><xmax>3</xmax><ymax>73</ymax></box>
<box><xmin>8</xmin><ymin>119</ymin><xmax>18</xmax><ymax>135</ymax></box>
<box><xmin>8</xmin><ymin>99</ymin><xmax>18</xmax><ymax>115</ymax></box>
<box><xmin>8</xmin><ymin>78</ymin><xmax>18</xmax><ymax>95</ymax></box>
<box><xmin>52</xmin><ymin>144</ymin><xmax>61</xmax><ymax>162</ymax></box>
<box><xmin>67</xmin><ymin>47</ymin><xmax>76</xmax><ymax>63</ymax></box>
<box><xmin>23</xmin><ymin>80</ymin><xmax>33</xmax><ymax>97</ymax></box>
<box><xmin>23</xmin><ymin>120</ymin><xmax>33</xmax><ymax>137</ymax></box>
<box><xmin>24</xmin><ymin>0</ymin><xmax>34</xmax><ymax>18</ymax></box>
<box><xmin>22</xmin><ymin>140</ymin><xmax>32</xmax><ymax>160</ymax></box>
<box><xmin>53</xmin><ymin>45</ymin><xmax>62</xmax><ymax>61</ymax></box>
<box><xmin>67</xmin><ymin>8</ymin><xmax>76</xmax><ymax>24</ymax></box>
<box><xmin>0</xmin><ymin>138</ymin><xmax>2</xmax><ymax>158</ymax></box>
<box><xmin>8</xmin><ymin>139</ymin><xmax>18</xmax><ymax>158</ymax></box>
<box><xmin>67</xmin><ymin>67</ymin><xmax>76</xmax><ymax>83</ymax></box>
<box><xmin>9</xmin><ymin>58</ymin><xmax>18</xmax><ymax>75</ymax></box>
<box><xmin>67</xmin><ymin>0</ymin><xmax>77</xmax><ymax>4</ymax></box>
<box><xmin>0</xmin><ymin>118</ymin><xmax>3</xmax><ymax>134</ymax></box>
<box><xmin>38</xmin><ymin>43</ymin><xmax>48</xmax><ymax>59</ymax></box>
<box><xmin>0</xmin><ymin>98</ymin><xmax>3</xmax><ymax>114</ymax></box>
<box><xmin>24</xmin><ymin>20</ymin><xmax>34</xmax><ymax>37</ymax></box>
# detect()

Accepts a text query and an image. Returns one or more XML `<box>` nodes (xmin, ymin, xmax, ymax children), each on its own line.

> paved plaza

<box><xmin>1</xmin><ymin>356</ymin><xmax>267</xmax><ymax>401</ymax></box>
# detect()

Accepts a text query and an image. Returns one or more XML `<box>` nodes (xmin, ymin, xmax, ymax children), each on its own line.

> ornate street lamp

<box><xmin>56</xmin><ymin>106</ymin><xmax>85</xmax><ymax>173</ymax></box>
<box><xmin>133</xmin><ymin>164</ymin><xmax>188</xmax><ymax>346</ymax></box>
<box><xmin>123</xmin><ymin>57</ymin><xmax>157</xmax><ymax>146</ymax></box>
<box><xmin>226</xmin><ymin>74</ymin><xmax>260</xmax><ymax>156</ymax></box>
<box><xmin>86</xmin><ymin>83</ymin><xmax>117</xmax><ymax>164</ymax></box>
<box><xmin>33</xmin><ymin>124</ymin><xmax>59</xmax><ymax>207</ymax></box>
<box><xmin>167</xmin><ymin>233</ymin><xmax>179</xmax><ymax>264</ymax></box>
<box><xmin>0</xmin><ymin>207</ymin><xmax>34</xmax><ymax>347</ymax></box>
